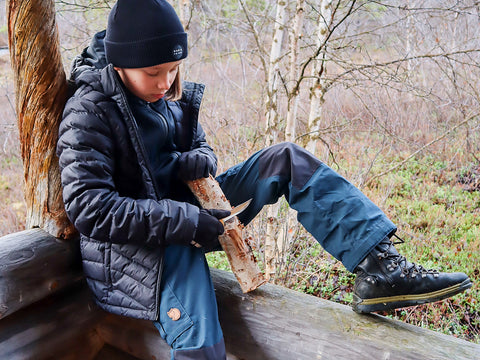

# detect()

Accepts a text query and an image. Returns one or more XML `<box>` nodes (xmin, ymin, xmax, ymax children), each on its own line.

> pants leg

<box><xmin>153</xmin><ymin>245</ymin><xmax>226</xmax><ymax>360</ymax></box>
<box><xmin>216</xmin><ymin>142</ymin><xmax>396</xmax><ymax>272</ymax></box>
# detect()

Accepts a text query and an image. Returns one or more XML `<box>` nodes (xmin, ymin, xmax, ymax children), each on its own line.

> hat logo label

<box><xmin>172</xmin><ymin>44</ymin><xmax>183</xmax><ymax>60</ymax></box>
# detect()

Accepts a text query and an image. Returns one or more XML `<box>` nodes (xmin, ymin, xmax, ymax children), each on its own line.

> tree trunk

<box><xmin>305</xmin><ymin>0</ymin><xmax>332</xmax><ymax>155</ymax></box>
<box><xmin>285</xmin><ymin>0</ymin><xmax>305</xmax><ymax>143</ymax></box>
<box><xmin>263</xmin><ymin>0</ymin><xmax>288</xmax><ymax>280</ymax></box>
<box><xmin>264</xmin><ymin>0</ymin><xmax>287</xmax><ymax>146</ymax></box>
<box><xmin>7</xmin><ymin>0</ymin><xmax>75</xmax><ymax>239</ymax></box>
<box><xmin>275</xmin><ymin>0</ymin><xmax>306</xmax><ymax>276</ymax></box>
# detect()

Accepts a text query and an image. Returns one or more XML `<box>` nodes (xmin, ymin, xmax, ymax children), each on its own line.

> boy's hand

<box><xmin>178</xmin><ymin>150</ymin><xmax>216</xmax><ymax>181</ymax></box>
<box><xmin>191</xmin><ymin>209</ymin><xmax>231</xmax><ymax>251</ymax></box>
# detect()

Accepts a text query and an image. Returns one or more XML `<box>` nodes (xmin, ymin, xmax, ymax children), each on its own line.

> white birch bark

<box><xmin>264</xmin><ymin>0</ymin><xmax>288</xmax><ymax>281</ymax></box>
<box><xmin>405</xmin><ymin>0</ymin><xmax>413</xmax><ymax>73</ymax></box>
<box><xmin>277</xmin><ymin>0</ymin><xmax>306</xmax><ymax>276</ymax></box>
<box><xmin>305</xmin><ymin>0</ymin><xmax>332</xmax><ymax>155</ymax></box>
<box><xmin>264</xmin><ymin>0</ymin><xmax>287</xmax><ymax>146</ymax></box>
<box><xmin>285</xmin><ymin>0</ymin><xmax>305</xmax><ymax>143</ymax></box>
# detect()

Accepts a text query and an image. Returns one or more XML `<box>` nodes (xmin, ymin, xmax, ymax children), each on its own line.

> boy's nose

<box><xmin>157</xmin><ymin>78</ymin><xmax>170</xmax><ymax>90</ymax></box>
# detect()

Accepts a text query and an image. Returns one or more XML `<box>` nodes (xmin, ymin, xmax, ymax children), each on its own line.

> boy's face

<box><xmin>115</xmin><ymin>60</ymin><xmax>181</xmax><ymax>103</ymax></box>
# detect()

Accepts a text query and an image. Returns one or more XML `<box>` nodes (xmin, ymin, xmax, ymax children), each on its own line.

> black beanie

<box><xmin>105</xmin><ymin>0</ymin><xmax>188</xmax><ymax>68</ymax></box>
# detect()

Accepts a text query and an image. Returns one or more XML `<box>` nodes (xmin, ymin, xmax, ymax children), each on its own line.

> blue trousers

<box><xmin>154</xmin><ymin>142</ymin><xmax>396</xmax><ymax>359</ymax></box>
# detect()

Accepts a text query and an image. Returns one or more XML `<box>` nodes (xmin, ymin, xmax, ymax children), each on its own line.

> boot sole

<box><xmin>352</xmin><ymin>278</ymin><xmax>473</xmax><ymax>313</ymax></box>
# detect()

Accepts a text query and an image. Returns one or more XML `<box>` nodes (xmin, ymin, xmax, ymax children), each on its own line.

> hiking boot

<box><xmin>352</xmin><ymin>235</ymin><xmax>472</xmax><ymax>313</ymax></box>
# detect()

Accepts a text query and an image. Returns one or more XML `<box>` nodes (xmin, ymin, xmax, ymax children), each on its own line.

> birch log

<box><xmin>7</xmin><ymin>0</ymin><xmax>76</xmax><ymax>239</ymax></box>
<box><xmin>187</xmin><ymin>176</ymin><xmax>266</xmax><ymax>293</ymax></box>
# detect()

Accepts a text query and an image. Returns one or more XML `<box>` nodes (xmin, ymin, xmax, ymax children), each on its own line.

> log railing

<box><xmin>1</xmin><ymin>229</ymin><xmax>479</xmax><ymax>360</ymax></box>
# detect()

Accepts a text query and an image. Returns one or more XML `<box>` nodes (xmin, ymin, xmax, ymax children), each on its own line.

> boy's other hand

<box><xmin>192</xmin><ymin>209</ymin><xmax>231</xmax><ymax>251</ymax></box>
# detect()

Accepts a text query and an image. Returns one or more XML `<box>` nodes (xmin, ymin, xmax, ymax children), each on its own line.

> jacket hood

<box><xmin>70</xmin><ymin>30</ymin><xmax>109</xmax><ymax>82</ymax></box>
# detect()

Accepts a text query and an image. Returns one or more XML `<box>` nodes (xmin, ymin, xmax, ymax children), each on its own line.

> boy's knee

<box><xmin>259</xmin><ymin>142</ymin><xmax>322</xmax><ymax>188</ymax></box>
<box><xmin>263</xmin><ymin>142</ymin><xmax>318</xmax><ymax>163</ymax></box>
<box><xmin>266</xmin><ymin>141</ymin><xmax>304</xmax><ymax>155</ymax></box>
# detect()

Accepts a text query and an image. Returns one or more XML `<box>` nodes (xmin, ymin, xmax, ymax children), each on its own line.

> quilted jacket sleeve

<box><xmin>188</xmin><ymin>122</ymin><xmax>218</xmax><ymax>177</ymax></box>
<box><xmin>57</xmin><ymin>93</ymin><xmax>200</xmax><ymax>247</ymax></box>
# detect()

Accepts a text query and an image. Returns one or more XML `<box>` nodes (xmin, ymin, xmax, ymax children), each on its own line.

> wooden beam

<box><xmin>94</xmin><ymin>345</ymin><xmax>144</xmax><ymax>360</ymax></box>
<box><xmin>0</xmin><ymin>283</ymin><xmax>105</xmax><ymax>360</ymax></box>
<box><xmin>0</xmin><ymin>229</ymin><xmax>82</xmax><ymax>319</ymax></box>
<box><xmin>1</xmin><ymin>229</ymin><xmax>479</xmax><ymax>359</ymax></box>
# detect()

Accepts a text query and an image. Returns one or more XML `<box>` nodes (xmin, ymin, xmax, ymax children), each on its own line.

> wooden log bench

<box><xmin>1</xmin><ymin>229</ymin><xmax>479</xmax><ymax>360</ymax></box>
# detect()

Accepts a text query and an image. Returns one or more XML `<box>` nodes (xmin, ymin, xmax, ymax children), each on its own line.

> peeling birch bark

<box><xmin>187</xmin><ymin>176</ymin><xmax>266</xmax><ymax>292</ymax></box>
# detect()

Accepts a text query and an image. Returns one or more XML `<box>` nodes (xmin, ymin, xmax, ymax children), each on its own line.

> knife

<box><xmin>190</xmin><ymin>198</ymin><xmax>253</xmax><ymax>248</ymax></box>
<box><xmin>220</xmin><ymin>198</ymin><xmax>252</xmax><ymax>224</ymax></box>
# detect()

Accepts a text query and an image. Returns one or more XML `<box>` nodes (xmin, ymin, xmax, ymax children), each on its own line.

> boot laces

<box><xmin>380</xmin><ymin>234</ymin><xmax>439</xmax><ymax>278</ymax></box>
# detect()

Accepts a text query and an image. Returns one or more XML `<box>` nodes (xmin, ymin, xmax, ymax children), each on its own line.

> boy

<box><xmin>57</xmin><ymin>1</ymin><xmax>472</xmax><ymax>359</ymax></box>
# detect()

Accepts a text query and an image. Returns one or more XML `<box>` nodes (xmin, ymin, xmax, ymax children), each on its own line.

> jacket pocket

<box><xmin>153</xmin><ymin>283</ymin><xmax>193</xmax><ymax>346</ymax></box>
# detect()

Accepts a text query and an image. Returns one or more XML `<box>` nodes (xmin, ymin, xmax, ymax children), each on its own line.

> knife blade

<box><xmin>220</xmin><ymin>198</ymin><xmax>252</xmax><ymax>224</ymax></box>
<box><xmin>190</xmin><ymin>198</ymin><xmax>253</xmax><ymax>248</ymax></box>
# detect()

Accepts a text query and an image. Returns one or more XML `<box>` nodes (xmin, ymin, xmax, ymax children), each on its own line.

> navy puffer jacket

<box><xmin>56</xmin><ymin>31</ymin><xmax>216</xmax><ymax>320</ymax></box>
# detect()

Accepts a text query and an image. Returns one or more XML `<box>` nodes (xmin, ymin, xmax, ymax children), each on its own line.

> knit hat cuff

<box><xmin>105</xmin><ymin>32</ymin><xmax>188</xmax><ymax>68</ymax></box>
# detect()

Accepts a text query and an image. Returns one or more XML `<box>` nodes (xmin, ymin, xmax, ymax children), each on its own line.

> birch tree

<box><xmin>285</xmin><ymin>0</ymin><xmax>305</xmax><ymax>143</ymax></box>
<box><xmin>263</xmin><ymin>0</ymin><xmax>288</xmax><ymax>280</ymax></box>
<box><xmin>264</xmin><ymin>0</ymin><xmax>288</xmax><ymax>146</ymax></box>
<box><xmin>273</xmin><ymin>0</ymin><xmax>306</xmax><ymax>279</ymax></box>
<box><xmin>305</xmin><ymin>0</ymin><xmax>333</xmax><ymax>155</ymax></box>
